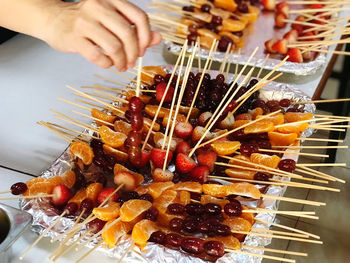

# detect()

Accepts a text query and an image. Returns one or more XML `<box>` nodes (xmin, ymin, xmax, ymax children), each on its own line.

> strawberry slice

<box><xmin>276</xmin><ymin>1</ymin><xmax>290</xmax><ymax>16</ymax></box>
<box><xmin>198</xmin><ymin>112</ymin><xmax>213</xmax><ymax>126</ymax></box>
<box><xmin>264</xmin><ymin>38</ymin><xmax>278</xmax><ymax>53</ymax></box>
<box><xmin>283</xmin><ymin>29</ymin><xmax>298</xmax><ymax>43</ymax></box>
<box><xmin>261</xmin><ymin>0</ymin><xmax>276</xmax><ymax>11</ymax></box>
<box><xmin>113</xmin><ymin>171</ymin><xmax>137</xmax><ymax>191</ymax></box>
<box><xmin>190</xmin><ymin>166</ymin><xmax>210</xmax><ymax>183</ymax></box>
<box><xmin>51</xmin><ymin>184</ymin><xmax>72</xmax><ymax>206</ymax></box>
<box><xmin>197</xmin><ymin>151</ymin><xmax>217</xmax><ymax>172</ymax></box>
<box><xmin>156</xmin><ymin>83</ymin><xmax>174</xmax><ymax>102</ymax></box>
<box><xmin>286</xmin><ymin>48</ymin><xmax>303</xmax><ymax>63</ymax></box>
<box><xmin>176</xmin><ymin>153</ymin><xmax>196</xmax><ymax>173</ymax></box>
<box><xmin>153</xmin><ymin>168</ymin><xmax>174</xmax><ymax>182</ymax></box>
<box><xmin>150</xmin><ymin>148</ymin><xmax>173</xmax><ymax>168</ymax></box>
<box><xmin>272</xmin><ymin>39</ymin><xmax>288</xmax><ymax>55</ymax></box>
<box><xmin>97</xmin><ymin>187</ymin><xmax>119</xmax><ymax>205</ymax></box>
<box><xmin>275</xmin><ymin>12</ymin><xmax>287</xmax><ymax>28</ymax></box>
<box><xmin>176</xmin><ymin>141</ymin><xmax>191</xmax><ymax>155</ymax></box>
<box><xmin>175</xmin><ymin>122</ymin><xmax>193</xmax><ymax>139</ymax></box>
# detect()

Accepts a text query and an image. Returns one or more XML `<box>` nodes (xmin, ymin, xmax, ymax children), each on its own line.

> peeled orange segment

<box><xmin>179</xmin><ymin>106</ymin><xmax>199</xmax><ymax>118</ymax></box>
<box><xmin>200</xmin><ymin>194</ymin><xmax>229</xmax><ymax>208</ymax></box>
<box><xmin>103</xmin><ymin>144</ymin><xmax>128</xmax><ymax>162</ymax></box>
<box><xmin>211</xmin><ymin>141</ymin><xmax>240</xmax><ymax>156</ymax></box>
<box><xmin>214</xmin><ymin>0</ymin><xmax>237</xmax><ymax>12</ymax></box>
<box><xmin>144</xmin><ymin>105</ymin><xmax>169</xmax><ymax>118</ymax></box>
<box><xmin>141</xmin><ymin>66</ymin><xmax>166</xmax><ymax>86</ymax></box>
<box><xmin>69</xmin><ymin>141</ymin><xmax>94</xmax><ymax>165</ymax></box>
<box><xmin>93</xmin><ymin>202</ymin><xmax>120</xmax><ymax>221</ymax></box>
<box><xmin>207</xmin><ymin>236</ymin><xmax>241</xmax><ymax>250</ymax></box>
<box><xmin>153</xmin><ymin>190</ymin><xmax>178</xmax><ymax>214</ymax></box>
<box><xmin>135</xmin><ymin>185</ymin><xmax>149</xmax><ymax>196</ymax></box>
<box><xmin>148</xmin><ymin>182</ymin><xmax>175</xmax><ymax>199</ymax></box>
<box><xmin>226</xmin><ymin>182</ymin><xmax>261</xmax><ymax>199</ymax></box>
<box><xmin>143</xmin><ymin>117</ymin><xmax>160</xmax><ymax>132</ymax></box>
<box><xmin>102</xmin><ymin>220</ymin><xmax>133</xmax><ymax>248</ymax></box>
<box><xmin>61</xmin><ymin>170</ymin><xmax>76</xmax><ymax>188</ymax></box>
<box><xmin>277</xmin><ymin>122</ymin><xmax>309</xmax><ymax>134</ymax></box>
<box><xmin>114</xmin><ymin>121</ymin><xmax>132</xmax><ymax>135</ymax></box>
<box><xmin>222</xmin><ymin>19</ymin><xmax>245</xmax><ymax>31</ymax></box>
<box><xmin>26</xmin><ymin>181</ymin><xmax>55</xmax><ymax>196</ymax></box>
<box><xmin>268</xmin><ymin>132</ymin><xmax>298</xmax><ymax>146</ymax></box>
<box><xmin>86</xmin><ymin>183</ymin><xmax>103</xmax><ymax>203</ymax></box>
<box><xmin>26</xmin><ymin>177</ymin><xmax>46</xmax><ymax>188</ymax></box>
<box><xmin>47</xmin><ymin>175</ymin><xmax>64</xmax><ymax>186</ymax></box>
<box><xmin>225</xmin><ymin>168</ymin><xmax>255</xmax><ymax>180</ymax></box>
<box><xmin>284</xmin><ymin>112</ymin><xmax>313</xmax><ymax>123</ymax></box>
<box><xmin>91</xmin><ymin>108</ymin><xmax>116</xmax><ymax>126</ymax></box>
<box><xmin>202</xmin><ymin>184</ymin><xmax>227</xmax><ymax>198</ymax></box>
<box><xmin>241</xmin><ymin>205</ymin><xmax>256</xmax><ymax>225</ymax></box>
<box><xmin>68</xmin><ymin>189</ymin><xmax>87</xmax><ymax>206</ymax></box>
<box><xmin>132</xmin><ymin>219</ymin><xmax>159</xmax><ymax>248</ymax></box>
<box><xmin>228</xmin><ymin>155</ymin><xmax>253</xmax><ymax>167</ymax></box>
<box><xmin>224</xmin><ymin>217</ymin><xmax>252</xmax><ymax>232</ymax></box>
<box><xmin>178</xmin><ymin>191</ymin><xmax>191</xmax><ymax>206</ymax></box>
<box><xmin>171</xmin><ymin>182</ymin><xmax>202</xmax><ymax>193</ymax></box>
<box><xmin>257</xmin><ymin>113</ymin><xmax>285</xmax><ymax>125</ymax></box>
<box><xmin>99</xmin><ymin>125</ymin><xmax>127</xmax><ymax>148</ymax></box>
<box><xmin>233</xmin><ymin>120</ymin><xmax>250</xmax><ymax>129</ymax></box>
<box><xmin>251</xmin><ymin>107</ymin><xmax>264</xmax><ymax>120</ymax></box>
<box><xmin>244</xmin><ymin>120</ymin><xmax>275</xmax><ymax>134</ymax></box>
<box><xmin>120</xmin><ymin>199</ymin><xmax>152</xmax><ymax>222</ymax></box>
<box><xmin>124</xmin><ymin>90</ymin><xmax>151</xmax><ymax>104</ymax></box>
<box><xmin>250</xmin><ymin>153</ymin><xmax>281</xmax><ymax>169</ymax></box>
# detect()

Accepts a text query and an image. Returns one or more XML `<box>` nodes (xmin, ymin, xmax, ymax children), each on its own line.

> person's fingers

<box><xmin>149</xmin><ymin>31</ymin><xmax>162</xmax><ymax>47</ymax></box>
<box><xmin>77</xmin><ymin>38</ymin><xmax>113</xmax><ymax>69</ymax></box>
<box><xmin>97</xmin><ymin>8</ymin><xmax>139</xmax><ymax>68</ymax></box>
<box><xmin>110</xmin><ymin>0</ymin><xmax>151</xmax><ymax>56</ymax></box>
<box><xmin>83</xmin><ymin>23</ymin><xmax>127</xmax><ymax>71</ymax></box>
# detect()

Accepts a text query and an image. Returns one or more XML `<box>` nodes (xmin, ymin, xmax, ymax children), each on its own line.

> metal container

<box><xmin>0</xmin><ymin>203</ymin><xmax>32</xmax><ymax>263</ymax></box>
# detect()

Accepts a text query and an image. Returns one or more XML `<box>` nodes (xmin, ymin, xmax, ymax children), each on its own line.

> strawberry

<box><xmin>261</xmin><ymin>0</ymin><xmax>276</xmax><ymax>11</ymax></box>
<box><xmin>302</xmin><ymin>31</ymin><xmax>316</xmax><ymax>41</ymax></box>
<box><xmin>175</xmin><ymin>122</ymin><xmax>193</xmax><ymax>139</ymax></box>
<box><xmin>153</xmin><ymin>168</ymin><xmax>174</xmax><ymax>182</ymax></box>
<box><xmin>272</xmin><ymin>39</ymin><xmax>288</xmax><ymax>55</ymax></box>
<box><xmin>276</xmin><ymin>1</ymin><xmax>290</xmax><ymax>16</ymax></box>
<box><xmin>51</xmin><ymin>184</ymin><xmax>72</xmax><ymax>206</ymax></box>
<box><xmin>197</xmin><ymin>151</ymin><xmax>217</xmax><ymax>172</ymax></box>
<box><xmin>150</xmin><ymin>148</ymin><xmax>173</xmax><ymax>168</ymax></box>
<box><xmin>156</xmin><ymin>82</ymin><xmax>174</xmax><ymax>102</ymax></box>
<box><xmin>275</xmin><ymin>12</ymin><xmax>287</xmax><ymax>28</ymax></box>
<box><xmin>113</xmin><ymin>171</ymin><xmax>137</xmax><ymax>191</ymax></box>
<box><xmin>310</xmin><ymin>3</ymin><xmax>323</xmax><ymax>9</ymax></box>
<box><xmin>176</xmin><ymin>141</ymin><xmax>191</xmax><ymax>155</ymax></box>
<box><xmin>264</xmin><ymin>38</ymin><xmax>278</xmax><ymax>53</ymax></box>
<box><xmin>176</xmin><ymin>153</ymin><xmax>196</xmax><ymax>173</ymax></box>
<box><xmin>302</xmin><ymin>50</ymin><xmax>313</xmax><ymax>61</ymax></box>
<box><xmin>198</xmin><ymin>111</ymin><xmax>213</xmax><ymax>126</ymax></box>
<box><xmin>292</xmin><ymin>16</ymin><xmax>305</xmax><ymax>35</ymax></box>
<box><xmin>97</xmin><ymin>187</ymin><xmax>119</xmax><ymax>205</ymax></box>
<box><xmin>283</xmin><ymin>29</ymin><xmax>298</xmax><ymax>43</ymax></box>
<box><xmin>133</xmin><ymin>150</ymin><xmax>151</xmax><ymax>168</ymax></box>
<box><xmin>190</xmin><ymin>166</ymin><xmax>210</xmax><ymax>183</ymax></box>
<box><xmin>286</xmin><ymin>48</ymin><xmax>303</xmax><ymax>63</ymax></box>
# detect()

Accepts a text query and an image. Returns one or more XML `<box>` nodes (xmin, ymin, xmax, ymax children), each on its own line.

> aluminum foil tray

<box><xmin>20</xmin><ymin>67</ymin><xmax>316</xmax><ymax>262</ymax></box>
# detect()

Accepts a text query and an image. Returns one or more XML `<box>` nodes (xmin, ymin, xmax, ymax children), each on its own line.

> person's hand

<box><xmin>45</xmin><ymin>0</ymin><xmax>162</xmax><ymax>71</ymax></box>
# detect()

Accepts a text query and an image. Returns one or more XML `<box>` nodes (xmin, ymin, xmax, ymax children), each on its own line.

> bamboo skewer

<box><xmin>272</xmin><ymin>145</ymin><xmax>348</xmax><ymax>149</ymax></box>
<box><xmin>72</xmin><ymin>110</ymin><xmax>113</xmax><ymax>127</ymax></box>
<box><xmin>226</xmin><ymin>249</ymin><xmax>296</xmax><ymax>263</ymax></box>
<box><xmin>76</xmin><ymin>240</ymin><xmax>103</xmax><ymax>263</ymax></box>
<box><xmin>38</xmin><ymin>121</ymin><xmax>72</xmax><ymax>143</ymax></box>
<box><xmin>258</xmin><ymin>148</ymin><xmax>329</xmax><ymax>158</ymax></box>
<box><xmin>297</xmin><ymin>163</ymin><xmax>346</xmax><ymax>167</ymax></box>
<box><xmin>297</xmin><ymin>137</ymin><xmax>344</xmax><ymax>143</ymax></box>
<box><xmin>242</xmin><ymin>245</ymin><xmax>307</xmax><ymax>257</ymax></box>
<box><xmin>294</xmin><ymin>97</ymin><xmax>350</xmax><ymax>104</ymax></box>
<box><xmin>261</xmin><ymin>194</ymin><xmax>325</xmax><ymax>206</ymax></box>
<box><xmin>251</xmin><ymin>228</ymin><xmax>309</xmax><ymax>238</ymax></box>
<box><xmin>46</xmin><ymin>122</ymin><xmax>99</xmax><ymax>140</ymax></box>
<box><xmin>242</xmin><ymin>208</ymin><xmax>318</xmax><ymax>219</ymax></box>
<box><xmin>0</xmin><ymin>194</ymin><xmax>54</xmax><ymax>200</ymax></box>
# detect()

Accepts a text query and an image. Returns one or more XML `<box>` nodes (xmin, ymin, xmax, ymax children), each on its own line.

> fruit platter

<box><xmin>2</xmin><ymin>43</ymin><xmax>346</xmax><ymax>263</ymax></box>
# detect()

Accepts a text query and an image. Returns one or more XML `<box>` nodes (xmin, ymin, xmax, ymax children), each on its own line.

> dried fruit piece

<box><xmin>61</xmin><ymin>170</ymin><xmax>76</xmax><ymax>188</ymax></box>
<box><xmin>178</xmin><ymin>191</ymin><xmax>191</xmax><ymax>206</ymax></box>
<box><xmin>214</xmin><ymin>0</ymin><xmax>237</xmax><ymax>12</ymax></box>
<box><xmin>70</xmin><ymin>141</ymin><xmax>94</xmax><ymax>165</ymax></box>
<box><xmin>202</xmin><ymin>184</ymin><xmax>227</xmax><ymax>198</ymax></box>
<box><xmin>211</xmin><ymin>141</ymin><xmax>240</xmax><ymax>155</ymax></box>
<box><xmin>225</xmin><ymin>168</ymin><xmax>255</xmax><ymax>180</ymax></box>
<box><xmin>141</xmin><ymin>66</ymin><xmax>166</xmax><ymax>86</ymax></box>
<box><xmin>207</xmin><ymin>236</ymin><xmax>241</xmax><ymax>250</ymax></box>
<box><xmin>86</xmin><ymin>183</ymin><xmax>103</xmax><ymax>203</ymax></box>
<box><xmin>99</xmin><ymin>125</ymin><xmax>127</xmax><ymax>148</ymax></box>
<box><xmin>153</xmin><ymin>190</ymin><xmax>178</xmax><ymax>214</ymax></box>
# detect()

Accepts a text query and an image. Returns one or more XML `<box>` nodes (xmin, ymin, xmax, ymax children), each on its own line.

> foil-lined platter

<box><xmin>20</xmin><ymin>67</ymin><xmax>315</xmax><ymax>262</ymax></box>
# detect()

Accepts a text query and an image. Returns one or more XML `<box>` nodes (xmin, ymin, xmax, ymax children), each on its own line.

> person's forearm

<box><xmin>0</xmin><ymin>0</ymin><xmax>64</xmax><ymax>41</ymax></box>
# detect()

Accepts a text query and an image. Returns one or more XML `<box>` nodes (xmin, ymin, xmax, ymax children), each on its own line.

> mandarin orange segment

<box><xmin>171</xmin><ymin>182</ymin><xmax>202</xmax><ymax>193</ymax></box>
<box><xmin>103</xmin><ymin>144</ymin><xmax>128</xmax><ymax>162</ymax></box>
<box><xmin>93</xmin><ymin>202</ymin><xmax>120</xmax><ymax>221</ymax></box>
<box><xmin>251</xmin><ymin>107</ymin><xmax>263</xmax><ymax>119</ymax></box>
<box><xmin>225</xmin><ymin>168</ymin><xmax>255</xmax><ymax>180</ymax></box>
<box><xmin>207</xmin><ymin>236</ymin><xmax>241</xmax><ymax>250</ymax></box>
<box><xmin>141</xmin><ymin>66</ymin><xmax>166</xmax><ymax>86</ymax></box>
<box><xmin>178</xmin><ymin>191</ymin><xmax>191</xmax><ymax>206</ymax></box>
<box><xmin>244</xmin><ymin>120</ymin><xmax>275</xmax><ymax>134</ymax></box>
<box><xmin>153</xmin><ymin>190</ymin><xmax>178</xmax><ymax>214</ymax></box>
<box><xmin>145</xmin><ymin>105</ymin><xmax>169</xmax><ymax>118</ymax></box>
<box><xmin>200</xmin><ymin>194</ymin><xmax>229</xmax><ymax>208</ymax></box>
<box><xmin>91</xmin><ymin>108</ymin><xmax>116</xmax><ymax>126</ymax></box>
<box><xmin>99</xmin><ymin>125</ymin><xmax>127</xmax><ymax>148</ymax></box>
<box><xmin>233</xmin><ymin>120</ymin><xmax>250</xmax><ymax>129</ymax></box>
<box><xmin>277</xmin><ymin>122</ymin><xmax>309</xmax><ymax>134</ymax></box>
<box><xmin>226</xmin><ymin>182</ymin><xmax>261</xmax><ymax>199</ymax></box>
<box><xmin>214</xmin><ymin>0</ymin><xmax>237</xmax><ymax>12</ymax></box>
<box><xmin>202</xmin><ymin>184</ymin><xmax>227</xmax><ymax>198</ymax></box>
<box><xmin>26</xmin><ymin>177</ymin><xmax>46</xmax><ymax>188</ymax></box>
<box><xmin>124</xmin><ymin>90</ymin><xmax>151</xmax><ymax>104</ymax></box>
<box><xmin>68</xmin><ymin>189</ymin><xmax>87</xmax><ymax>206</ymax></box>
<box><xmin>114</xmin><ymin>121</ymin><xmax>132</xmax><ymax>135</ymax></box>
<box><xmin>268</xmin><ymin>132</ymin><xmax>298</xmax><ymax>146</ymax></box>
<box><xmin>250</xmin><ymin>153</ymin><xmax>281</xmax><ymax>169</ymax></box>
<box><xmin>148</xmin><ymin>182</ymin><xmax>175</xmax><ymax>199</ymax></box>
<box><xmin>132</xmin><ymin>219</ymin><xmax>159</xmax><ymax>248</ymax></box>
<box><xmin>257</xmin><ymin>113</ymin><xmax>285</xmax><ymax>125</ymax></box>
<box><xmin>120</xmin><ymin>199</ymin><xmax>152</xmax><ymax>222</ymax></box>
<box><xmin>86</xmin><ymin>183</ymin><xmax>103</xmax><ymax>203</ymax></box>
<box><xmin>61</xmin><ymin>170</ymin><xmax>76</xmax><ymax>188</ymax></box>
<box><xmin>48</xmin><ymin>175</ymin><xmax>64</xmax><ymax>186</ymax></box>
<box><xmin>241</xmin><ymin>205</ymin><xmax>256</xmax><ymax>225</ymax></box>
<box><xmin>228</xmin><ymin>154</ymin><xmax>254</xmax><ymax>167</ymax></box>
<box><xmin>102</xmin><ymin>220</ymin><xmax>133</xmax><ymax>248</ymax></box>
<box><xmin>143</xmin><ymin>117</ymin><xmax>160</xmax><ymax>132</ymax></box>
<box><xmin>27</xmin><ymin>181</ymin><xmax>54</xmax><ymax>196</ymax></box>
<box><xmin>211</xmin><ymin>141</ymin><xmax>240</xmax><ymax>155</ymax></box>
<box><xmin>224</xmin><ymin>217</ymin><xmax>252</xmax><ymax>232</ymax></box>
<box><xmin>70</xmin><ymin>141</ymin><xmax>94</xmax><ymax>165</ymax></box>
<box><xmin>135</xmin><ymin>185</ymin><xmax>149</xmax><ymax>196</ymax></box>
<box><xmin>284</xmin><ymin>112</ymin><xmax>313</xmax><ymax>123</ymax></box>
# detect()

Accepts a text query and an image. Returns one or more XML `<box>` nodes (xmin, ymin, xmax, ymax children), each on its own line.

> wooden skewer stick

<box><xmin>272</xmin><ymin>145</ymin><xmax>348</xmax><ymax>149</ymax></box>
<box><xmin>259</xmin><ymin>148</ymin><xmax>329</xmax><ymax>158</ymax></box>
<box><xmin>294</xmin><ymin>167</ymin><xmax>337</xmax><ymax>183</ymax></box>
<box><xmin>76</xmin><ymin>240</ymin><xmax>103</xmax><ymax>263</ymax></box>
<box><xmin>72</xmin><ymin>110</ymin><xmax>113</xmax><ymax>127</ymax></box>
<box><xmin>0</xmin><ymin>194</ymin><xmax>54</xmax><ymax>200</ymax></box>
<box><xmin>294</xmin><ymin>97</ymin><xmax>350</xmax><ymax>104</ymax></box>
<box><xmin>0</xmin><ymin>190</ymin><xmax>11</xmax><ymax>194</ymax></box>
<box><xmin>226</xmin><ymin>249</ymin><xmax>296</xmax><ymax>263</ymax></box>
<box><xmin>117</xmin><ymin>242</ymin><xmax>135</xmax><ymax>263</ymax></box>
<box><xmin>299</xmin><ymin>47</ymin><xmax>350</xmax><ymax>56</ymax></box>
<box><xmin>242</xmin><ymin>245</ymin><xmax>307</xmax><ymax>257</ymax></box>
<box><xmin>251</xmin><ymin>228</ymin><xmax>309</xmax><ymax>238</ymax></box>
<box><xmin>242</xmin><ymin>208</ymin><xmax>317</xmax><ymax>219</ymax></box>
<box><xmin>274</xmin><ymin>118</ymin><xmax>326</xmax><ymax>128</ymax></box>
<box><xmin>142</xmin><ymin>42</ymin><xmax>187</xmax><ymax>151</ymax></box>
<box><xmin>297</xmin><ymin>163</ymin><xmax>346</xmax><ymax>167</ymax></box>
<box><xmin>38</xmin><ymin>121</ymin><xmax>72</xmax><ymax>143</ymax></box>
<box><xmin>92</xmin><ymin>89</ymin><xmax>128</xmax><ymax>104</ymax></box>
<box><xmin>46</xmin><ymin>122</ymin><xmax>99</xmax><ymax>140</ymax></box>
<box><xmin>219</xmin><ymin>42</ymin><xmax>232</xmax><ymax>74</ymax></box>
<box><xmin>75</xmin><ymin>99</ymin><xmax>106</xmax><ymax>109</ymax></box>
<box><xmin>287</xmin><ymin>1</ymin><xmax>350</xmax><ymax>4</ymax></box>
<box><xmin>51</xmin><ymin>111</ymin><xmax>98</xmax><ymax>133</ymax></box>
<box><xmin>261</xmin><ymin>194</ymin><xmax>325</xmax><ymax>207</ymax></box>
<box><xmin>256</xmin><ymin>54</ymin><xmax>270</xmax><ymax>79</ymax></box>
<box><xmin>59</xmin><ymin>97</ymin><xmax>92</xmax><ymax>111</ymax></box>
<box><xmin>297</xmin><ymin>137</ymin><xmax>344</xmax><ymax>143</ymax></box>
<box><xmin>289</xmin><ymin>7</ymin><xmax>350</xmax><ymax>14</ymax></box>
<box><xmin>224</xmin><ymin>49</ymin><xmax>234</xmax><ymax>79</ymax></box>
<box><xmin>298</xmin><ymin>166</ymin><xmax>346</xmax><ymax>183</ymax></box>
<box><xmin>197</xmin><ymin>37</ymin><xmax>201</xmax><ymax>71</ymax></box>
<box><xmin>136</xmin><ymin>58</ymin><xmax>142</xmax><ymax>97</ymax></box>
